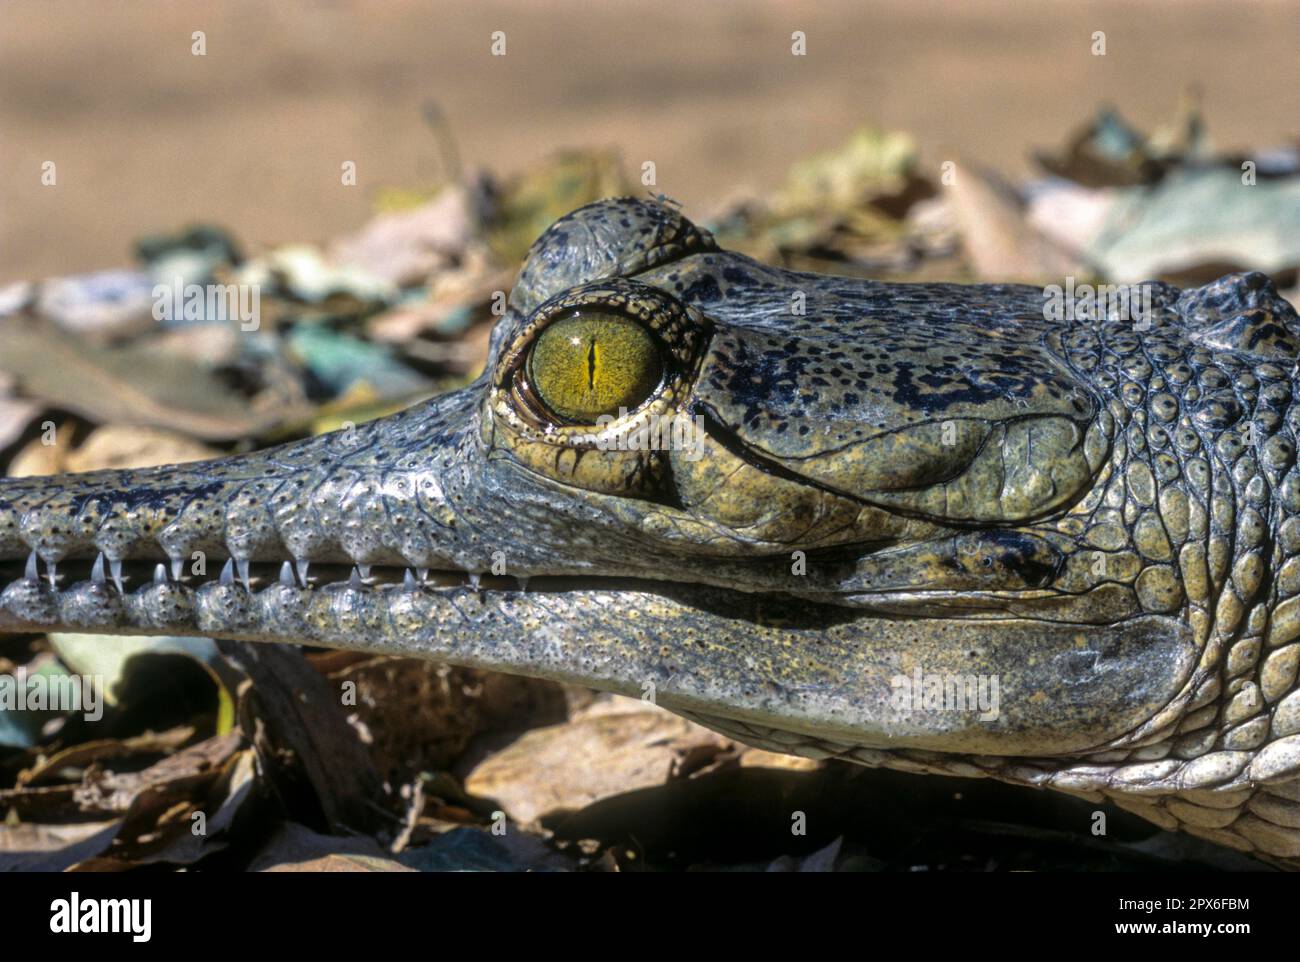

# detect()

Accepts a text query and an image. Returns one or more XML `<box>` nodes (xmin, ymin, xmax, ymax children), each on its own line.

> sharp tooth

<box><xmin>236</xmin><ymin>558</ymin><xmax>251</xmax><ymax>590</ymax></box>
<box><xmin>468</xmin><ymin>572</ymin><xmax>481</xmax><ymax>591</ymax></box>
<box><xmin>92</xmin><ymin>553</ymin><xmax>107</xmax><ymax>584</ymax></box>
<box><xmin>109</xmin><ymin>558</ymin><xmax>124</xmax><ymax>593</ymax></box>
<box><xmin>279</xmin><ymin>561</ymin><xmax>295</xmax><ymax>587</ymax></box>
<box><xmin>349</xmin><ymin>566</ymin><xmax>363</xmax><ymax>589</ymax></box>
<box><xmin>171</xmin><ymin>556</ymin><xmax>184</xmax><ymax>582</ymax></box>
<box><xmin>358</xmin><ymin>564</ymin><xmax>372</xmax><ymax>580</ymax></box>
<box><xmin>220</xmin><ymin>559</ymin><xmax>235</xmax><ymax>586</ymax></box>
<box><xmin>403</xmin><ymin>568</ymin><xmax>417</xmax><ymax>589</ymax></box>
<box><xmin>154</xmin><ymin>563</ymin><xmax>167</xmax><ymax>584</ymax></box>
<box><xmin>46</xmin><ymin>558</ymin><xmax>58</xmax><ymax>589</ymax></box>
<box><xmin>294</xmin><ymin>558</ymin><xmax>310</xmax><ymax>586</ymax></box>
<box><xmin>24</xmin><ymin>552</ymin><xmax>38</xmax><ymax>582</ymax></box>
<box><xmin>416</xmin><ymin>567</ymin><xmax>429</xmax><ymax>582</ymax></box>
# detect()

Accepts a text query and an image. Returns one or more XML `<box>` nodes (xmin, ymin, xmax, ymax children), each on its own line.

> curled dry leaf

<box><xmin>947</xmin><ymin>160</ymin><xmax>1090</xmax><ymax>282</ymax></box>
<box><xmin>70</xmin><ymin>730</ymin><xmax>242</xmax><ymax>816</ymax></box>
<box><xmin>460</xmin><ymin>707</ymin><xmax>736</xmax><ymax>825</ymax></box>
<box><xmin>19</xmin><ymin>726</ymin><xmax>196</xmax><ymax>787</ymax></box>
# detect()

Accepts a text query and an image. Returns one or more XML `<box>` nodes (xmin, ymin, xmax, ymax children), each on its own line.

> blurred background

<box><xmin>1</xmin><ymin>0</ymin><xmax>1298</xmax><ymax>872</ymax></box>
<box><xmin>2</xmin><ymin>0</ymin><xmax>1298</xmax><ymax>282</ymax></box>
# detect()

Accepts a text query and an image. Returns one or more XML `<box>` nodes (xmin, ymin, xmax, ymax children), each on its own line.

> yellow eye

<box><xmin>527</xmin><ymin>313</ymin><xmax>664</xmax><ymax>423</ymax></box>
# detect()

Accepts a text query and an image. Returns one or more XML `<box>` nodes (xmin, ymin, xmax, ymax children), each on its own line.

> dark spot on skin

<box><xmin>680</xmin><ymin>274</ymin><xmax>721</xmax><ymax>304</ymax></box>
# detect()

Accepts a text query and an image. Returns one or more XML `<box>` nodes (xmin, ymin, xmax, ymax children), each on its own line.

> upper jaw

<box><xmin>0</xmin><ymin>361</ymin><xmax>1088</xmax><ymax>623</ymax></box>
<box><xmin>0</xmin><ymin>386</ymin><xmax>485</xmax><ymax>589</ymax></box>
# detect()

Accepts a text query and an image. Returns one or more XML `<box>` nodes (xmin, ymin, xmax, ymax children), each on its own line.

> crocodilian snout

<box><xmin>0</xmin><ymin>387</ymin><xmax>500</xmax><ymax>628</ymax></box>
<box><xmin>0</xmin><ymin>313</ymin><xmax>1191</xmax><ymax>769</ymax></box>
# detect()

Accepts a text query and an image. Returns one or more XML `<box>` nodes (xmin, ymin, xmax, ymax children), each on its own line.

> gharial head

<box><xmin>4</xmin><ymin>198</ymin><xmax>1300</xmax><ymax>860</ymax></box>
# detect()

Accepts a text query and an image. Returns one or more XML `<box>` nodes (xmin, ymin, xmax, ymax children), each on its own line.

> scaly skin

<box><xmin>4</xmin><ymin>199</ymin><xmax>1300</xmax><ymax>863</ymax></box>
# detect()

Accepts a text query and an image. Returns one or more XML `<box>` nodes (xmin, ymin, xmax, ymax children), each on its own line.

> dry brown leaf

<box><xmin>71</xmin><ymin>730</ymin><xmax>241</xmax><ymax>816</ymax></box>
<box><xmin>461</xmin><ymin>709</ymin><xmax>735</xmax><ymax>825</ymax></box>
<box><xmin>0</xmin><ymin>320</ymin><xmax>308</xmax><ymax>440</ymax></box>
<box><xmin>367</xmin><ymin>249</ymin><xmax>514</xmax><ymax>344</ymax></box>
<box><xmin>7</xmin><ymin>423</ymin><xmax>71</xmax><ymax>477</ymax></box>
<box><xmin>71</xmin><ymin>747</ymin><xmax>258</xmax><ymax>869</ymax></box>
<box><xmin>0</xmin><ymin>820</ymin><xmax>122</xmax><ymax>872</ymax></box>
<box><xmin>329</xmin><ymin>186</ymin><xmax>478</xmax><ymax>288</ymax></box>
<box><xmin>58</xmin><ymin>426</ymin><xmax>219</xmax><ymax>474</ymax></box>
<box><xmin>0</xmin><ymin>384</ymin><xmax>41</xmax><ymax>453</ymax></box>
<box><xmin>20</xmin><ymin>726</ymin><xmax>196</xmax><ymax>787</ymax></box>
<box><xmin>64</xmin><ymin>426</ymin><xmax>219</xmax><ymax>473</ymax></box>
<box><xmin>0</xmin><ymin>783</ymin><xmax>84</xmax><ymax>822</ymax></box>
<box><xmin>250</xmin><ymin>822</ymin><xmax>413</xmax><ymax>872</ymax></box>
<box><xmin>946</xmin><ymin>161</ymin><xmax>1089</xmax><ymax>283</ymax></box>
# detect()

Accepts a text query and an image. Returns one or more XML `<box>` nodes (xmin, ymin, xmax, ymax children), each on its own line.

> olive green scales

<box><xmin>3</xmin><ymin>199</ymin><xmax>1300</xmax><ymax>863</ymax></box>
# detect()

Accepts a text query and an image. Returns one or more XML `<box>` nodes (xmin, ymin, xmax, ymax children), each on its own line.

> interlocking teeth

<box><xmin>3</xmin><ymin>553</ymin><xmax>494</xmax><ymax>596</ymax></box>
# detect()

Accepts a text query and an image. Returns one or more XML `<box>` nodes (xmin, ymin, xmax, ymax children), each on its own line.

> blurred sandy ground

<box><xmin>0</xmin><ymin>0</ymin><xmax>1296</xmax><ymax>284</ymax></box>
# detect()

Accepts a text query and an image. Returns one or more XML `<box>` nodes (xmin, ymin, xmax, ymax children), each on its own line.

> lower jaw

<box><xmin>0</xmin><ymin>556</ymin><xmax>750</xmax><ymax>647</ymax></box>
<box><xmin>0</xmin><ymin>556</ymin><xmax>539</xmax><ymax>643</ymax></box>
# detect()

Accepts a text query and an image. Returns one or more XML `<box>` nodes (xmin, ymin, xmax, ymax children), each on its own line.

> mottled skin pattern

<box><xmin>4</xmin><ymin>199</ymin><xmax>1300</xmax><ymax>864</ymax></box>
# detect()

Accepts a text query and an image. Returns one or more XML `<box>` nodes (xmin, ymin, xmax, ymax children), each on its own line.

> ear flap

<box><xmin>508</xmin><ymin>198</ymin><xmax>716</xmax><ymax>315</ymax></box>
<box><xmin>1179</xmin><ymin>271</ymin><xmax>1300</xmax><ymax>359</ymax></box>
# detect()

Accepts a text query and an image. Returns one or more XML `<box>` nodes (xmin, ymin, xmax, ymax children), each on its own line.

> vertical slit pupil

<box><xmin>587</xmin><ymin>337</ymin><xmax>597</xmax><ymax>390</ymax></box>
